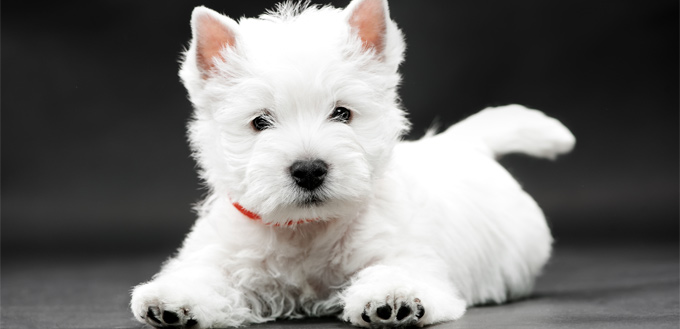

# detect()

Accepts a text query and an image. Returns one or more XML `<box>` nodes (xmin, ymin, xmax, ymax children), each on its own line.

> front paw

<box><xmin>131</xmin><ymin>275</ymin><xmax>257</xmax><ymax>329</ymax></box>
<box><xmin>341</xmin><ymin>265</ymin><xmax>466</xmax><ymax>328</ymax></box>
<box><xmin>131</xmin><ymin>281</ymin><xmax>200</xmax><ymax>328</ymax></box>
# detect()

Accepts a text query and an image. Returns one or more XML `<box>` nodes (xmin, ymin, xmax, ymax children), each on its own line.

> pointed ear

<box><xmin>190</xmin><ymin>6</ymin><xmax>239</xmax><ymax>79</ymax></box>
<box><xmin>346</xmin><ymin>0</ymin><xmax>389</xmax><ymax>54</ymax></box>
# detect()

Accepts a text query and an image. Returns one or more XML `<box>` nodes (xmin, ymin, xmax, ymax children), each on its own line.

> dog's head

<box><xmin>181</xmin><ymin>0</ymin><xmax>409</xmax><ymax>225</ymax></box>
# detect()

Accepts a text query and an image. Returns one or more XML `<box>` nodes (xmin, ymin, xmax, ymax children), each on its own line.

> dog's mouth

<box><xmin>297</xmin><ymin>194</ymin><xmax>325</xmax><ymax>207</ymax></box>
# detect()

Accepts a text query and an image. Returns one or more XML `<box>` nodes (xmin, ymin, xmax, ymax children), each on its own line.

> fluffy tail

<box><xmin>443</xmin><ymin>104</ymin><xmax>575</xmax><ymax>159</ymax></box>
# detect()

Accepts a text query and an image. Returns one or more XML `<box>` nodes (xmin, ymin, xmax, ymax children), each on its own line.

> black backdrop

<box><xmin>3</xmin><ymin>0</ymin><xmax>678</xmax><ymax>256</ymax></box>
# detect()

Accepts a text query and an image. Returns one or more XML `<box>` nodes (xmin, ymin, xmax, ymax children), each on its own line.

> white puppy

<box><xmin>130</xmin><ymin>0</ymin><xmax>575</xmax><ymax>328</ymax></box>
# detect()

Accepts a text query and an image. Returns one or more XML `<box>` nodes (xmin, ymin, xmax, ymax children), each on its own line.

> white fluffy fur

<box><xmin>130</xmin><ymin>1</ymin><xmax>575</xmax><ymax>328</ymax></box>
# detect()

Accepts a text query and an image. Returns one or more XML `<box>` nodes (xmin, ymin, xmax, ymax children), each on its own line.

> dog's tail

<box><xmin>442</xmin><ymin>104</ymin><xmax>575</xmax><ymax>159</ymax></box>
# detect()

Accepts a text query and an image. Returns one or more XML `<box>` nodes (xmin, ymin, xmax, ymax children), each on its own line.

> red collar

<box><xmin>232</xmin><ymin>202</ymin><xmax>318</xmax><ymax>227</ymax></box>
<box><xmin>232</xmin><ymin>202</ymin><xmax>260</xmax><ymax>220</ymax></box>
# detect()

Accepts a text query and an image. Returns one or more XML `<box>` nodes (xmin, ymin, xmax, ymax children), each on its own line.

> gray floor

<box><xmin>2</xmin><ymin>241</ymin><xmax>678</xmax><ymax>329</ymax></box>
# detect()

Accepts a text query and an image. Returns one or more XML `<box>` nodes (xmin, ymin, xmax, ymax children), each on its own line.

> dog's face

<box><xmin>181</xmin><ymin>0</ymin><xmax>408</xmax><ymax>225</ymax></box>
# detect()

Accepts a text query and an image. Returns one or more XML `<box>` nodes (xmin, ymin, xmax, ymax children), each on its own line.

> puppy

<box><xmin>130</xmin><ymin>0</ymin><xmax>575</xmax><ymax>328</ymax></box>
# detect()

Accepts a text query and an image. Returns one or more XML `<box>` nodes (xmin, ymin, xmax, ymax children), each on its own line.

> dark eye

<box><xmin>330</xmin><ymin>107</ymin><xmax>352</xmax><ymax>123</ymax></box>
<box><xmin>252</xmin><ymin>115</ymin><xmax>273</xmax><ymax>131</ymax></box>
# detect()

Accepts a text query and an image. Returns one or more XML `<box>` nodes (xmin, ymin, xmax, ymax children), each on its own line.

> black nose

<box><xmin>290</xmin><ymin>159</ymin><xmax>328</xmax><ymax>191</ymax></box>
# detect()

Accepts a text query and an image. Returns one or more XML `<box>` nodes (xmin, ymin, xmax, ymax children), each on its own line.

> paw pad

<box><xmin>360</xmin><ymin>298</ymin><xmax>424</xmax><ymax>326</ymax></box>
<box><xmin>162</xmin><ymin>310</ymin><xmax>180</xmax><ymax>324</ymax></box>
<box><xmin>143</xmin><ymin>305</ymin><xmax>197</xmax><ymax>328</ymax></box>
<box><xmin>361</xmin><ymin>311</ymin><xmax>372</xmax><ymax>323</ymax></box>
<box><xmin>395</xmin><ymin>304</ymin><xmax>411</xmax><ymax>320</ymax></box>
<box><xmin>376</xmin><ymin>304</ymin><xmax>392</xmax><ymax>319</ymax></box>
<box><xmin>416</xmin><ymin>304</ymin><xmax>425</xmax><ymax>318</ymax></box>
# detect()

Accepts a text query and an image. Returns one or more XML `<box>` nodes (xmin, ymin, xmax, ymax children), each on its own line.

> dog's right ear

<box><xmin>189</xmin><ymin>6</ymin><xmax>240</xmax><ymax>79</ymax></box>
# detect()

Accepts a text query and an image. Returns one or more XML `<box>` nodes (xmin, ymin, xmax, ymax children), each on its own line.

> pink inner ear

<box><xmin>195</xmin><ymin>13</ymin><xmax>236</xmax><ymax>77</ymax></box>
<box><xmin>349</xmin><ymin>0</ymin><xmax>387</xmax><ymax>54</ymax></box>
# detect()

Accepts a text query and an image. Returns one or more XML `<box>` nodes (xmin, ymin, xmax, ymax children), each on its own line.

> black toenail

<box><xmin>162</xmin><ymin>310</ymin><xmax>179</xmax><ymax>324</ymax></box>
<box><xmin>396</xmin><ymin>304</ymin><xmax>412</xmax><ymax>321</ymax></box>
<box><xmin>146</xmin><ymin>308</ymin><xmax>161</xmax><ymax>323</ymax></box>
<box><xmin>416</xmin><ymin>304</ymin><xmax>425</xmax><ymax>318</ymax></box>
<box><xmin>186</xmin><ymin>318</ymin><xmax>199</xmax><ymax>327</ymax></box>
<box><xmin>376</xmin><ymin>304</ymin><xmax>392</xmax><ymax>320</ymax></box>
<box><xmin>361</xmin><ymin>311</ymin><xmax>371</xmax><ymax>323</ymax></box>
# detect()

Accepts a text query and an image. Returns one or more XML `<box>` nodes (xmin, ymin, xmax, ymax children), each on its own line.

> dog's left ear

<box><xmin>345</xmin><ymin>0</ymin><xmax>404</xmax><ymax>64</ymax></box>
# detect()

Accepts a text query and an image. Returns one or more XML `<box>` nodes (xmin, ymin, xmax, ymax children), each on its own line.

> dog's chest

<box><xmin>260</xmin><ymin>227</ymin><xmax>359</xmax><ymax>298</ymax></box>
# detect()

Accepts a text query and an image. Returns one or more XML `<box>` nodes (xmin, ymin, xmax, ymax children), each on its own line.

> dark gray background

<box><xmin>2</xmin><ymin>0</ymin><xmax>678</xmax><ymax>257</ymax></box>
